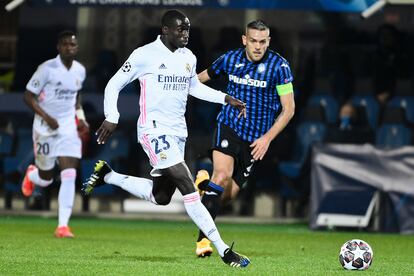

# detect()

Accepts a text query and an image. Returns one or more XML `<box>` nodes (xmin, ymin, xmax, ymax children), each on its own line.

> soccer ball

<box><xmin>339</xmin><ymin>239</ymin><xmax>373</xmax><ymax>270</ymax></box>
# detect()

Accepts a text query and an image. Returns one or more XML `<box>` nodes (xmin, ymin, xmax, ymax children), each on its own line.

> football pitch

<box><xmin>0</xmin><ymin>216</ymin><xmax>413</xmax><ymax>275</ymax></box>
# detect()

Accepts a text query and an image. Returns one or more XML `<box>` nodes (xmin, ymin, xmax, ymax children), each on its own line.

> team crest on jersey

<box><xmin>185</xmin><ymin>63</ymin><xmax>191</xmax><ymax>73</ymax></box>
<box><xmin>258</xmin><ymin>63</ymin><xmax>266</xmax><ymax>73</ymax></box>
<box><xmin>31</xmin><ymin>79</ymin><xmax>40</xmax><ymax>88</ymax></box>
<box><xmin>122</xmin><ymin>61</ymin><xmax>131</xmax><ymax>73</ymax></box>
<box><xmin>160</xmin><ymin>152</ymin><xmax>167</xmax><ymax>161</ymax></box>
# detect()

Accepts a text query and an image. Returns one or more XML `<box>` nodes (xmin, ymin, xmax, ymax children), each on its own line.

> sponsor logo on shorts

<box><xmin>31</xmin><ymin>79</ymin><xmax>40</xmax><ymax>88</ymax></box>
<box><xmin>243</xmin><ymin>159</ymin><xmax>255</xmax><ymax>177</ymax></box>
<box><xmin>221</xmin><ymin>139</ymin><xmax>229</xmax><ymax>148</ymax></box>
<box><xmin>160</xmin><ymin>152</ymin><xmax>167</xmax><ymax>160</ymax></box>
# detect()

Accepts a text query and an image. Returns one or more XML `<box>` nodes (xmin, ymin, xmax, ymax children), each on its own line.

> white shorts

<box><xmin>33</xmin><ymin>130</ymin><xmax>81</xmax><ymax>170</ymax></box>
<box><xmin>138</xmin><ymin>134</ymin><xmax>186</xmax><ymax>176</ymax></box>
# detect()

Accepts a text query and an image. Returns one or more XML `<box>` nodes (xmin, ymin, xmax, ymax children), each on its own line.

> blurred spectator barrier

<box><xmin>310</xmin><ymin>144</ymin><xmax>414</xmax><ymax>234</ymax></box>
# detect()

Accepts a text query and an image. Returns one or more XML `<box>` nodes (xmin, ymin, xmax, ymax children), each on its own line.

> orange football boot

<box><xmin>195</xmin><ymin>170</ymin><xmax>210</xmax><ymax>196</ymax></box>
<box><xmin>21</xmin><ymin>165</ymin><xmax>36</xmax><ymax>197</ymax></box>
<box><xmin>54</xmin><ymin>226</ymin><xmax>75</xmax><ymax>238</ymax></box>
<box><xmin>196</xmin><ymin>238</ymin><xmax>213</xmax><ymax>257</ymax></box>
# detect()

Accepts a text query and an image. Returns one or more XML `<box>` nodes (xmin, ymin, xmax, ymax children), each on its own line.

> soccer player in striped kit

<box><xmin>21</xmin><ymin>31</ymin><xmax>89</xmax><ymax>238</ymax></box>
<box><xmin>82</xmin><ymin>10</ymin><xmax>250</xmax><ymax>268</ymax></box>
<box><xmin>194</xmin><ymin>20</ymin><xmax>296</xmax><ymax>257</ymax></box>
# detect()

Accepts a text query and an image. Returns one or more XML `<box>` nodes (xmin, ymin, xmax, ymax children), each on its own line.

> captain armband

<box><xmin>276</xmin><ymin>83</ymin><xmax>293</xmax><ymax>96</ymax></box>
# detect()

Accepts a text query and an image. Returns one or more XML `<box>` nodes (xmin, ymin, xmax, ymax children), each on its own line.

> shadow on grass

<box><xmin>99</xmin><ymin>253</ymin><xmax>179</xmax><ymax>263</ymax></box>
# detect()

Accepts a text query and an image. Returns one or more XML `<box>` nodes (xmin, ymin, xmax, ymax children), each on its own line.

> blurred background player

<box><xmin>82</xmin><ymin>10</ymin><xmax>250</xmax><ymax>268</ymax></box>
<box><xmin>194</xmin><ymin>20</ymin><xmax>295</xmax><ymax>257</ymax></box>
<box><xmin>21</xmin><ymin>31</ymin><xmax>89</xmax><ymax>238</ymax></box>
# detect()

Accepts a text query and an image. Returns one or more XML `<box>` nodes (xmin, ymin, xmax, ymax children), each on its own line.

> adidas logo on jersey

<box><xmin>56</xmin><ymin>81</ymin><xmax>62</xmax><ymax>86</ymax></box>
<box><xmin>159</xmin><ymin>63</ymin><xmax>167</xmax><ymax>69</ymax></box>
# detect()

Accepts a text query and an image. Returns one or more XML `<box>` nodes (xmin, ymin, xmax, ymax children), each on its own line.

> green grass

<box><xmin>0</xmin><ymin>216</ymin><xmax>413</xmax><ymax>275</ymax></box>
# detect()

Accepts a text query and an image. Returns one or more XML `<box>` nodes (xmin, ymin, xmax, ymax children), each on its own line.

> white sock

<box><xmin>58</xmin><ymin>168</ymin><xmax>76</xmax><ymax>227</ymax></box>
<box><xmin>104</xmin><ymin>171</ymin><xmax>157</xmax><ymax>204</ymax></box>
<box><xmin>29</xmin><ymin>167</ymin><xmax>53</xmax><ymax>187</ymax></box>
<box><xmin>183</xmin><ymin>192</ymin><xmax>229</xmax><ymax>257</ymax></box>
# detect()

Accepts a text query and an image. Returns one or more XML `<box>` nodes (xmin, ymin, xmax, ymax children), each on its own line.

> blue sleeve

<box><xmin>276</xmin><ymin>60</ymin><xmax>294</xmax><ymax>85</ymax></box>
<box><xmin>207</xmin><ymin>54</ymin><xmax>226</xmax><ymax>79</ymax></box>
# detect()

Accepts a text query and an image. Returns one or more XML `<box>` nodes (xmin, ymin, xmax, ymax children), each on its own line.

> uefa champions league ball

<box><xmin>339</xmin><ymin>239</ymin><xmax>373</xmax><ymax>270</ymax></box>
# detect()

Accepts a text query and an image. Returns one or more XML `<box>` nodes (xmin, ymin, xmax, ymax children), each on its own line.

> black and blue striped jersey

<box><xmin>207</xmin><ymin>48</ymin><xmax>294</xmax><ymax>143</ymax></box>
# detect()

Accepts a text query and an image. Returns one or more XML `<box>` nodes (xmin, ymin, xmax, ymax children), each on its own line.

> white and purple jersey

<box><xmin>26</xmin><ymin>55</ymin><xmax>86</xmax><ymax>136</ymax></box>
<box><xmin>104</xmin><ymin>36</ymin><xmax>227</xmax><ymax>138</ymax></box>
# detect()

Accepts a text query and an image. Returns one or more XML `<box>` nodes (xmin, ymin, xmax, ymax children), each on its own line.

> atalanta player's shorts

<box><xmin>212</xmin><ymin>124</ymin><xmax>255</xmax><ymax>187</ymax></box>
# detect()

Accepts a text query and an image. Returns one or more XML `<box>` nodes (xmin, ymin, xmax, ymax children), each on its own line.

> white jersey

<box><xmin>104</xmin><ymin>36</ymin><xmax>227</xmax><ymax>138</ymax></box>
<box><xmin>26</xmin><ymin>55</ymin><xmax>86</xmax><ymax>136</ymax></box>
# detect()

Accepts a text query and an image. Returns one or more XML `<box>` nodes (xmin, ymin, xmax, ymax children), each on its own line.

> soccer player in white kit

<box><xmin>82</xmin><ymin>10</ymin><xmax>250</xmax><ymax>268</ymax></box>
<box><xmin>21</xmin><ymin>31</ymin><xmax>89</xmax><ymax>238</ymax></box>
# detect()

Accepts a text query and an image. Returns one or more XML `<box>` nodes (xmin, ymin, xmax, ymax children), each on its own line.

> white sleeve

<box><xmin>26</xmin><ymin>64</ymin><xmax>48</xmax><ymax>94</ymax></box>
<box><xmin>80</xmin><ymin>64</ymin><xmax>86</xmax><ymax>84</ymax></box>
<box><xmin>188</xmin><ymin>60</ymin><xmax>226</xmax><ymax>105</ymax></box>
<box><xmin>104</xmin><ymin>50</ymin><xmax>144</xmax><ymax>124</ymax></box>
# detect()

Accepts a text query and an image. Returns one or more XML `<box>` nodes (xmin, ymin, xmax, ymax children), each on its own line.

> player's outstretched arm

<box><xmin>96</xmin><ymin>120</ymin><xmax>117</xmax><ymax>144</ymax></box>
<box><xmin>197</xmin><ymin>69</ymin><xmax>211</xmax><ymax>83</ymax></box>
<box><xmin>224</xmin><ymin>95</ymin><xmax>246</xmax><ymax>118</ymax></box>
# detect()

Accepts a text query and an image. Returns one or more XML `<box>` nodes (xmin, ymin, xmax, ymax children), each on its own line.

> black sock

<box><xmin>198</xmin><ymin>180</ymin><xmax>224</xmax><ymax>194</ymax></box>
<box><xmin>197</xmin><ymin>192</ymin><xmax>221</xmax><ymax>242</ymax></box>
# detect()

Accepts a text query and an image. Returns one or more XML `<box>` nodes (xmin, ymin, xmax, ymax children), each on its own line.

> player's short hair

<box><xmin>161</xmin><ymin>10</ymin><xmax>187</xmax><ymax>28</ymax></box>
<box><xmin>246</xmin><ymin>20</ymin><xmax>269</xmax><ymax>32</ymax></box>
<box><xmin>57</xmin><ymin>30</ymin><xmax>76</xmax><ymax>43</ymax></box>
